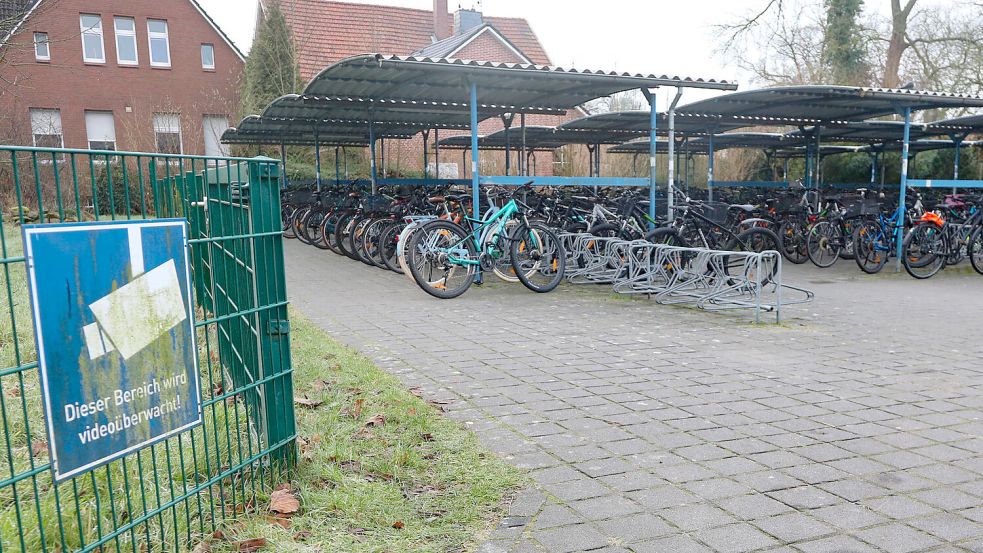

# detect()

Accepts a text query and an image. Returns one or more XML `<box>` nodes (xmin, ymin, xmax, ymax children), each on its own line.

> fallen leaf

<box><xmin>31</xmin><ymin>441</ymin><xmax>47</xmax><ymax>457</ymax></box>
<box><xmin>270</xmin><ymin>488</ymin><xmax>300</xmax><ymax>515</ymax></box>
<box><xmin>345</xmin><ymin>398</ymin><xmax>364</xmax><ymax>419</ymax></box>
<box><xmin>409</xmin><ymin>387</ymin><xmax>424</xmax><ymax>398</ymax></box>
<box><xmin>391</xmin><ymin>521</ymin><xmax>404</xmax><ymax>530</ymax></box>
<box><xmin>294</xmin><ymin>397</ymin><xmax>323</xmax><ymax>409</ymax></box>
<box><xmin>293</xmin><ymin>530</ymin><xmax>312</xmax><ymax>541</ymax></box>
<box><xmin>364</xmin><ymin>414</ymin><xmax>385</xmax><ymax>427</ymax></box>
<box><xmin>232</xmin><ymin>538</ymin><xmax>267</xmax><ymax>552</ymax></box>
<box><xmin>212</xmin><ymin>383</ymin><xmax>223</xmax><ymax>396</ymax></box>
<box><xmin>350</xmin><ymin>527</ymin><xmax>367</xmax><ymax>535</ymax></box>
<box><xmin>212</xmin><ymin>530</ymin><xmax>225</xmax><ymax>540</ymax></box>
<box><xmin>6</xmin><ymin>385</ymin><xmax>20</xmax><ymax>397</ymax></box>
<box><xmin>420</xmin><ymin>433</ymin><xmax>435</xmax><ymax>442</ymax></box>
<box><xmin>267</xmin><ymin>515</ymin><xmax>291</xmax><ymax>529</ymax></box>
<box><xmin>192</xmin><ymin>542</ymin><xmax>211</xmax><ymax>553</ymax></box>
<box><xmin>339</xmin><ymin>459</ymin><xmax>361</xmax><ymax>471</ymax></box>
<box><xmin>312</xmin><ymin>379</ymin><xmax>330</xmax><ymax>392</ymax></box>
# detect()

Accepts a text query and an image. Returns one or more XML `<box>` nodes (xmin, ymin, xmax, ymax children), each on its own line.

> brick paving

<box><xmin>284</xmin><ymin>240</ymin><xmax>983</xmax><ymax>553</ymax></box>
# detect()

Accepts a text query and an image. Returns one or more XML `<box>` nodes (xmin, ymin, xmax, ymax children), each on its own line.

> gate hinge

<box><xmin>267</xmin><ymin>320</ymin><xmax>290</xmax><ymax>335</ymax></box>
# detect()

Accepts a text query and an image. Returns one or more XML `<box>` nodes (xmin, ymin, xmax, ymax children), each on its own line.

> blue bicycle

<box><xmin>852</xmin><ymin>189</ymin><xmax>923</xmax><ymax>274</ymax></box>
<box><xmin>406</xmin><ymin>184</ymin><xmax>566</xmax><ymax>299</ymax></box>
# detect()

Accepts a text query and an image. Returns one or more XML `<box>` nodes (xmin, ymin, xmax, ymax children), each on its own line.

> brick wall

<box><xmin>0</xmin><ymin>0</ymin><xmax>243</xmax><ymax>153</ymax></box>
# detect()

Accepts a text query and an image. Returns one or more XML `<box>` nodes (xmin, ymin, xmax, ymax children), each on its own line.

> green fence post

<box><xmin>247</xmin><ymin>157</ymin><xmax>296</xmax><ymax>468</ymax></box>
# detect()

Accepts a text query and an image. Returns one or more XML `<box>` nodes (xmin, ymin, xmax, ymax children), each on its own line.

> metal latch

<box><xmin>267</xmin><ymin>319</ymin><xmax>290</xmax><ymax>335</ymax></box>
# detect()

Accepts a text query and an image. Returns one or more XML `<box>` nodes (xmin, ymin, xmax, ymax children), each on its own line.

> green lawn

<box><xmin>204</xmin><ymin>308</ymin><xmax>525</xmax><ymax>553</ymax></box>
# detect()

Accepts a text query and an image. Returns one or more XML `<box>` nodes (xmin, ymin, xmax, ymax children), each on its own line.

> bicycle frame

<box><xmin>446</xmin><ymin>199</ymin><xmax>523</xmax><ymax>266</ymax></box>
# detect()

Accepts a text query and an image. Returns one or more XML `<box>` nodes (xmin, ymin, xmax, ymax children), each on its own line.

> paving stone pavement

<box><xmin>284</xmin><ymin>240</ymin><xmax>983</xmax><ymax>553</ymax></box>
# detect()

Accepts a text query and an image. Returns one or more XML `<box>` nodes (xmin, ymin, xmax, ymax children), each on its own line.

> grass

<box><xmin>205</xmin><ymin>308</ymin><xmax>526</xmax><ymax>552</ymax></box>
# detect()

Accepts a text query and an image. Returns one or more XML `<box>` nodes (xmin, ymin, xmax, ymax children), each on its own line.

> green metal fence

<box><xmin>0</xmin><ymin>145</ymin><xmax>296</xmax><ymax>552</ymax></box>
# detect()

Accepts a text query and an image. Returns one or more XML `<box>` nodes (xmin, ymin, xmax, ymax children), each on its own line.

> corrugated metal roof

<box><xmin>301</xmin><ymin>54</ymin><xmax>737</xmax><ymax>113</ymax></box>
<box><xmin>926</xmin><ymin>114</ymin><xmax>983</xmax><ymax>133</ymax></box>
<box><xmin>676</xmin><ymin>85</ymin><xmax>983</xmax><ymax>126</ymax></box>
<box><xmin>607</xmin><ymin>138</ymin><xmax>708</xmax><ymax>155</ymax></box>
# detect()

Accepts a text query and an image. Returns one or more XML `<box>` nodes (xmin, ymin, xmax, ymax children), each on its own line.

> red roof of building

<box><xmin>275</xmin><ymin>0</ymin><xmax>552</xmax><ymax>81</ymax></box>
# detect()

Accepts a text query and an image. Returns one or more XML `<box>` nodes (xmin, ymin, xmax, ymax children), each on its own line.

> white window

<box><xmin>147</xmin><ymin>19</ymin><xmax>170</xmax><ymax>67</ymax></box>
<box><xmin>200</xmin><ymin>43</ymin><xmax>214</xmax><ymax>70</ymax></box>
<box><xmin>30</xmin><ymin>109</ymin><xmax>63</xmax><ymax>149</ymax></box>
<box><xmin>34</xmin><ymin>32</ymin><xmax>50</xmax><ymax>61</ymax></box>
<box><xmin>153</xmin><ymin>113</ymin><xmax>182</xmax><ymax>154</ymax></box>
<box><xmin>203</xmin><ymin>115</ymin><xmax>230</xmax><ymax>158</ymax></box>
<box><xmin>114</xmin><ymin>17</ymin><xmax>138</xmax><ymax>65</ymax></box>
<box><xmin>80</xmin><ymin>14</ymin><xmax>105</xmax><ymax>63</ymax></box>
<box><xmin>85</xmin><ymin>111</ymin><xmax>116</xmax><ymax>151</ymax></box>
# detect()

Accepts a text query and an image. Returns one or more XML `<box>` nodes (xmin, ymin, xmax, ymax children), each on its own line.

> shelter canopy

<box><xmin>674</xmin><ymin>85</ymin><xmax>983</xmax><ymax>129</ymax></box>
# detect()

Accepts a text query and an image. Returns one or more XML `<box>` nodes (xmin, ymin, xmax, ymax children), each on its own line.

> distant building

<box><xmin>0</xmin><ymin>0</ymin><xmax>244</xmax><ymax>156</ymax></box>
<box><xmin>263</xmin><ymin>0</ymin><xmax>578</xmax><ymax>176</ymax></box>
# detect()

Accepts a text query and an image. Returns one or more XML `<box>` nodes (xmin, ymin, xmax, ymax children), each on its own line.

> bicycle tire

<box><xmin>406</xmin><ymin>220</ymin><xmax>476</xmax><ymax>299</ymax></box>
<box><xmin>510</xmin><ymin>222</ymin><xmax>566</xmax><ymax>293</ymax></box>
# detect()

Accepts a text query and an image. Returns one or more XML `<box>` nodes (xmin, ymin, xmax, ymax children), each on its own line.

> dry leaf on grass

<box><xmin>409</xmin><ymin>387</ymin><xmax>424</xmax><ymax>398</ymax></box>
<box><xmin>364</xmin><ymin>414</ymin><xmax>385</xmax><ymax>427</ymax></box>
<box><xmin>293</xmin><ymin>530</ymin><xmax>312</xmax><ymax>541</ymax></box>
<box><xmin>391</xmin><ymin>521</ymin><xmax>404</xmax><ymax>530</ymax></box>
<box><xmin>31</xmin><ymin>441</ymin><xmax>47</xmax><ymax>457</ymax></box>
<box><xmin>232</xmin><ymin>538</ymin><xmax>267</xmax><ymax>552</ymax></box>
<box><xmin>269</xmin><ymin>488</ymin><xmax>300</xmax><ymax>515</ymax></box>
<box><xmin>267</xmin><ymin>515</ymin><xmax>291</xmax><ymax>529</ymax></box>
<box><xmin>344</xmin><ymin>398</ymin><xmax>364</xmax><ymax>419</ymax></box>
<box><xmin>420</xmin><ymin>433</ymin><xmax>435</xmax><ymax>442</ymax></box>
<box><xmin>294</xmin><ymin>397</ymin><xmax>323</xmax><ymax>409</ymax></box>
<box><xmin>191</xmin><ymin>542</ymin><xmax>211</xmax><ymax>553</ymax></box>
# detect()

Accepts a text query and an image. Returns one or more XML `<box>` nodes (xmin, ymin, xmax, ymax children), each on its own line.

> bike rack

<box><xmin>565</xmin><ymin>233</ymin><xmax>814</xmax><ymax>323</ymax></box>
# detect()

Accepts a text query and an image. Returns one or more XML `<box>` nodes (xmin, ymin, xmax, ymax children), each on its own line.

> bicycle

<box><xmin>852</xmin><ymin>189</ymin><xmax>923</xmax><ymax>274</ymax></box>
<box><xmin>405</xmin><ymin>183</ymin><xmax>566</xmax><ymax>299</ymax></box>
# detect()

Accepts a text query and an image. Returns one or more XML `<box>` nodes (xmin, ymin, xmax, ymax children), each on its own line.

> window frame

<box><xmin>153</xmin><ymin>113</ymin><xmax>183</xmax><ymax>155</ymax></box>
<box><xmin>79</xmin><ymin>14</ymin><xmax>105</xmax><ymax>64</ymax></box>
<box><xmin>84</xmin><ymin>110</ymin><xmax>117</xmax><ymax>152</ymax></box>
<box><xmin>33</xmin><ymin>32</ymin><xmax>50</xmax><ymax>62</ymax></box>
<box><xmin>200</xmin><ymin>43</ymin><xmax>215</xmax><ymax>70</ymax></box>
<box><xmin>147</xmin><ymin>19</ymin><xmax>170</xmax><ymax>68</ymax></box>
<box><xmin>113</xmin><ymin>16</ymin><xmax>138</xmax><ymax>66</ymax></box>
<box><xmin>30</xmin><ymin>108</ymin><xmax>64</xmax><ymax>162</ymax></box>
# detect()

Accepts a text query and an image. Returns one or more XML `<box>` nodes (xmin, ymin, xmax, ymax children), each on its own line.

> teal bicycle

<box><xmin>406</xmin><ymin>184</ymin><xmax>566</xmax><ymax>299</ymax></box>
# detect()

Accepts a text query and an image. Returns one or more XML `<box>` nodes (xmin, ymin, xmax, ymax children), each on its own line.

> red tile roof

<box><xmin>276</xmin><ymin>0</ymin><xmax>552</xmax><ymax>81</ymax></box>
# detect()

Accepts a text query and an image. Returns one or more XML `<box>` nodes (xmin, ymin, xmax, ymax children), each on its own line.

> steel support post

<box><xmin>647</xmin><ymin>91</ymin><xmax>658</xmax><ymax>228</ymax></box>
<box><xmin>707</xmin><ymin>132</ymin><xmax>715</xmax><ymax>202</ymax></box>
<box><xmin>896</xmin><ymin>107</ymin><xmax>912</xmax><ymax>271</ymax></box>
<box><xmin>279</xmin><ymin>140</ymin><xmax>287</xmax><ymax>189</ymax></box>
<box><xmin>314</xmin><ymin>127</ymin><xmax>322</xmax><ymax>192</ymax></box>
<box><xmin>667</xmin><ymin>88</ymin><xmax>682</xmax><ymax>219</ymax></box>
<box><xmin>423</xmin><ymin>129</ymin><xmax>430</xmax><ymax>180</ymax></box>
<box><xmin>368</xmin><ymin>118</ymin><xmax>377</xmax><ymax>194</ymax></box>
<box><xmin>470</xmin><ymin>82</ymin><xmax>480</xmax><ymax>217</ymax></box>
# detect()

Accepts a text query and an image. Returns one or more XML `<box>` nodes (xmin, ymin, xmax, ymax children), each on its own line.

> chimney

<box><xmin>454</xmin><ymin>7</ymin><xmax>483</xmax><ymax>35</ymax></box>
<box><xmin>433</xmin><ymin>0</ymin><xmax>450</xmax><ymax>41</ymax></box>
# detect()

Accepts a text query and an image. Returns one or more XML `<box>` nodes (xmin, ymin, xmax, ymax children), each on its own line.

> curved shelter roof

<box><xmin>223</xmin><ymin>53</ymin><xmax>737</xmax><ymax>146</ymax></box>
<box><xmin>674</xmin><ymin>85</ymin><xmax>983</xmax><ymax>129</ymax></box>
<box><xmin>302</xmin><ymin>54</ymin><xmax>737</xmax><ymax>110</ymax></box>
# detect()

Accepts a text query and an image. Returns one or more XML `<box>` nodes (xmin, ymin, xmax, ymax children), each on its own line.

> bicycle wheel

<box><xmin>806</xmin><ymin>220</ymin><xmax>842</xmax><ymax>268</ymax></box>
<box><xmin>320</xmin><ymin>211</ymin><xmax>342</xmax><ymax>255</ymax></box>
<box><xmin>839</xmin><ymin>218</ymin><xmax>857</xmax><ymax>259</ymax></box>
<box><xmin>352</xmin><ymin>217</ymin><xmax>377</xmax><ymax>266</ymax></box>
<box><xmin>380</xmin><ymin>222</ymin><xmax>404</xmax><ymax>273</ymax></box>
<box><xmin>362</xmin><ymin>218</ymin><xmax>390</xmax><ymax>268</ymax></box>
<box><xmin>779</xmin><ymin>219</ymin><xmax>809</xmax><ymax>264</ymax></box>
<box><xmin>406</xmin><ymin>220</ymin><xmax>476</xmax><ymax>299</ymax></box>
<box><xmin>969</xmin><ymin>226</ymin><xmax>983</xmax><ymax>275</ymax></box>
<box><xmin>726</xmin><ymin>227</ymin><xmax>781</xmax><ymax>283</ymax></box>
<box><xmin>293</xmin><ymin>207</ymin><xmax>313</xmax><ymax>245</ymax></box>
<box><xmin>282</xmin><ymin>206</ymin><xmax>298</xmax><ymax>238</ymax></box>
<box><xmin>510</xmin><ymin>222</ymin><xmax>566</xmax><ymax>293</ymax></box>
<box><xmin>853</xmin><ymin>219</ymin><xmax>889</xmax><ymax>274</ymax></box>
<box><xmin>902</xmin><ymin>222</ymin><xmax>946</xmax><ymax>279</ymax></box>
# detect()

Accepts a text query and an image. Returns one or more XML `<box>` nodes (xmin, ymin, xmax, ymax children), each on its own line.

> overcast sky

<box><xmin>194</xmin><ymin>0</ymin><xmax>950</xmax><ymax>108</ymax></box>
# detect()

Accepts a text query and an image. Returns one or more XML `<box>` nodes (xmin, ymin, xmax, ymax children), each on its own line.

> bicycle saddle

<box><xmin>729</xmin><ymin>204</ymin><xmax>756</xmax><ymax>212</ymax></box>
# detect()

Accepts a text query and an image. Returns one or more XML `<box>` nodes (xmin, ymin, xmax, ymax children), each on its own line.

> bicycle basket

<box><xmin>364</xmin><ymin>194</ymin><xmax>393</xmax><ymax>211</ymax></box>
<box><xmin>843</xmin><ymin>199</ymin><xmax>881</xmax><ymax>219</ymax></box>
<box><xmin>695</xmin><ymin>202</ymin><xmax>732</xmax><ymax>225</ymax></box>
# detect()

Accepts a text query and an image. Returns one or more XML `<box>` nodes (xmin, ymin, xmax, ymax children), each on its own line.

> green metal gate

<box><xmin>0</xmin><ymin>146</ymin><xmax>296</xmax><ymax>552</ymax></box>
